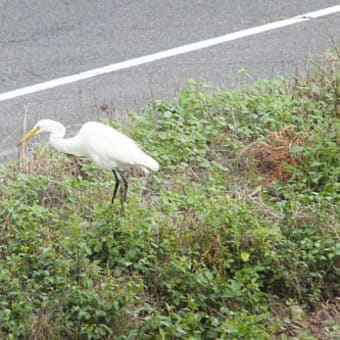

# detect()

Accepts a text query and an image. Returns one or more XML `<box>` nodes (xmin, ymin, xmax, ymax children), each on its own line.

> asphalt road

<box><xmin>1</xmin><ymin>0</ymin><xmax>340</xmax><ymax>160</ymax></box>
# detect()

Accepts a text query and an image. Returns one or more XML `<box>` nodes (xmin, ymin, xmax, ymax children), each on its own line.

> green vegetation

<box><xmin>0</xmin><ymin>55</ymin><xmax>339</xmax><ymax>339</ymax></box>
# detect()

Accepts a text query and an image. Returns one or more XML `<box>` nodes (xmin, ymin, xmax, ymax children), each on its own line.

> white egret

<box><xmin>18</xmin><ymin>119</ymin><xmax>159</xmax><ymax>204</ymax></box>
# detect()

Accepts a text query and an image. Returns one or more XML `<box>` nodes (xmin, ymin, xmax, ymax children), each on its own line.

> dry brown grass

<box><xmin>239</xmin><ymin>126</ymin><xmax>306</xmax><ymax>182</ymax></box>
<box><xmin>18</xmin><ymin>144</ymin><xmax>81</xmax><ymax>178</ymax></box>
<box><xmin>27</xmin><ymin>310</ymin><xmax>61</xmax><ymax>340</ymax></box>
<box><xmin>272</xmin><ymin>300</ymin><xmax>340</xmax><ymax>339</ymax></box>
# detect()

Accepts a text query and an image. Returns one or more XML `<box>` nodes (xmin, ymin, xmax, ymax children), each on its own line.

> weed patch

<box><xmin>0</xmin><ymin>56</ymin><xmax>339</xmax><ymax>338</ymax></box>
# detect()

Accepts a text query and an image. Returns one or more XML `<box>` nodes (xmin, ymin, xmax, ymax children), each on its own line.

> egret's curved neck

<box><xmin>47</xmin><ymin>124</ymin><xmax>82</xmax><ymax>156</ymax></box>
<box><xmin>49</xmin><ymin>135</ymin><xmax>83</xmax><ymax>156</ymax></box>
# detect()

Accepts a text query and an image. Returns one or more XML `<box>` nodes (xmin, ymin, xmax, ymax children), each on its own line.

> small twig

<box><xmin>148</xmin><ymin>72</ymin><xmax>155</xmax><ymax>101</ymax></box>
<box><xmin>329</xmin><ymin>34</ymin><xmax>340</xmax><ymax>61</ymax></box>
<box><xmin>18</xmin><ymin>105</ymin><xmax>30</xmax><ymax>173</ymax></box>
<box><xmin>248</xmin><ymin>186</ymin><xmax>261</xmax><ymax>198</ymax></box>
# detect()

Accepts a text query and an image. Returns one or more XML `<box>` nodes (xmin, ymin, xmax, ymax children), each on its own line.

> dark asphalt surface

<box><xmin>1</xmin><ymin>1</ymin><xmax>340</xmax><ymax>159</ymax></box>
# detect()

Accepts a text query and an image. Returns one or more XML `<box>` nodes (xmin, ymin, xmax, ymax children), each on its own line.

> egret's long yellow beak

<box><xmin>17</xmin><ymin>127</ymin><xmax>40</xmax><ymax>146</ymax></box>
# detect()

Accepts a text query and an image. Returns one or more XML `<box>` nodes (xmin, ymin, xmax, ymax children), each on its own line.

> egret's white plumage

<box><xmin>18</xmin><ymin>119</ymin><xmax>159</xmax><ymax>203</ymax></box>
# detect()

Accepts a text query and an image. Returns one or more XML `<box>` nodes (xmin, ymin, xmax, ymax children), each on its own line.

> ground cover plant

<box><xmin>0</xmin><ymin>53</ymin><xmax>339</xmax><ymax>339</ymax></box>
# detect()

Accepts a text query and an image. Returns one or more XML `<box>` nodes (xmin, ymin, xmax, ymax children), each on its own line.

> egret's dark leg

<box><xmin>111</xmin><ymin>170</ymin><xmax>120</xmax><ymax>204</ymax></box>
<box><xmin>117</xmin><ymin>169</ymin><xmax>128</xmax><ymax>202</ymax></box>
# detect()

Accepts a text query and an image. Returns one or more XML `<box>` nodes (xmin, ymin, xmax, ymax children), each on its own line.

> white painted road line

<box><xmin>1</xmin><ymin>4</ymin><xmax>340</xmax><ymax>103</ymax></box>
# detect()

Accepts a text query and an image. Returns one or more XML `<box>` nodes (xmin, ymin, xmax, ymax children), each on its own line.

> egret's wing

<box><xmin>78</xmin><ymin>122</ymin><xmax>149</xmax><ymax>169</ymax></box>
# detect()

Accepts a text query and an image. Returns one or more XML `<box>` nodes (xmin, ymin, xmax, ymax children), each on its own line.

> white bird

<box><xmin>18</xmin><ymin>119</ymin><xmax>159</xmax><ymax>204</ymax></box>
